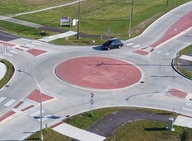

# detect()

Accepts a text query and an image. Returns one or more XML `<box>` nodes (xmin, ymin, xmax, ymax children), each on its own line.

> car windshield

<box><xmin>103</xmin><ymin>40</ymin><xmax>113</xmax><ymax>46</ymax></box>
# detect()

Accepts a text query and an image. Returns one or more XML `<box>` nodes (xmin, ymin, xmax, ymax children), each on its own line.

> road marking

<box><xmin>30</xmin><ymin>110</ymin><xmax>45</xmax><ymax>117</ymax></box>
<box><xmin>132</xmin><ymin>45</ymin><xmax>141</xmax><ymax>48</ymax></box>
<box><xmin>9</xmin><ymin>50</ymin><xmax>19</xmax><ymax>54</ymax></box>
<box><xmin>165</xmin><ymin>52</ymin><xmax>171</xmax><ymax>56</ymax></box>
<box><xmin>185</xmin><ymin>102</ymin><xmax>192</xmax><ymax>106</ymax></box>
<box><xmin>3</xmin><ymin>53</ymin><xmax>13</xmax><ymax>57</ymax></box>
<box><xmin>156</xmin><ymin>50</ymin><xmax>162</xmax><ymax>54</ymax></box>
<box><xmin>182</xmin><ymin>107</ymin><xmax>192</xmax><ymax>112</ymax></box>
<box><xmin>4</xmin><ymin>99</ymin><xmax>16</xmax><ymax>107</ymax></box>
<box><xmin>0</xmin><ymin>97</ymin><xmax>6</xmax><ymax>103</ymax></box>
<box><xmin>126</xmin><ymin>43</ymin><xmax>134</xmax><ymax>46</ymax></box>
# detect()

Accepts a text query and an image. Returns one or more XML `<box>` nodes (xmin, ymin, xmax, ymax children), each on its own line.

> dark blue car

<box><xmin>101</xmin><ymin>38</ymin><xmax>123</xmax><ymax>50</ymax></box>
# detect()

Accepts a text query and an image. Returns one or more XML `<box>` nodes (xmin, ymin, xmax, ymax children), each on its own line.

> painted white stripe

<box><xmin>180</xmin><ymin>55</ymin><xmax>192</xmax><ymax>61</ymax></box>
<box><xmin>165</xmin><ymin>52</ymin><xmax>171</xmax><ymax>56</ymax></box>
<box><xmin>156</xmin><ymin>50</ymin><xmax>162</xmax><ymax>54</ymax></box>
<box><xmin>30</xmin><ymin>110</ymin><xmax>45</xmax><ymax>117</ymax></box>
<box><xmin>185</xmin><ymin>102</ymin><xmax>192</xmax><ymax>106</ymax></box>
<box><xmin>4</xmin><ymin>99</ymin><xmax>16</xmax><ymax>107</ymax></box>
<box><xmin>182</xmin><ymin>107</ymin><xmax>192</xmax><ymax>112</ymax></box>
<box><xmin>3</xmin><ymin>53</ymin><xmax>13</xmax><ymax>57</ymax></box>
<box><xmin>126</xmin><ymin>43</ymin><xmax>134</xmax><ymax>46</ymax></box>
<box><xmin>132</xmin><ymin>45</ymin><xmax>141</xmax><ymax>48</ymax></box>
<box><xmin>0</xmin><ymin>97</ymin><xmax>6</xmax><ymax>103</ymax></box>
<box><xmin>9</xmin><ymin>50</ymin><xmax>19</xmax><ymax>54</ymax></box>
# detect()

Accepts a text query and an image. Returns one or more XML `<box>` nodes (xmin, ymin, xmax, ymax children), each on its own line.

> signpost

<box><xmin>90</xmin><ymin>93</ymin><xmax>94</xmax><ymax>115</ymax></box>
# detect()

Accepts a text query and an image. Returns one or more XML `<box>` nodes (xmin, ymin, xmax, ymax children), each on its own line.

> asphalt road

<box><xmin>0</xmin><ymin>30</ymin><xmax>19</xmax><ymax>41</ymax></box>
<box><xmin>0</xmin><ymin>1</ymin><xmax>192</xmax><ymax>140</ymax></box>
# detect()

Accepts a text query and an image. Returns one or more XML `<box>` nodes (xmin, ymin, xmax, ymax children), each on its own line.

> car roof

<box><xmin>109</xmin><ymin>38</ymin><xmax>120</xmax><ymax>41</ymax></box>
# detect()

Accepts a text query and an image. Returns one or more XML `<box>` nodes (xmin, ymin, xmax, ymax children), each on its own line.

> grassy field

<box><xmin>106</xmin><ymin>120</ymin><xmax>192</xmax><ymax>141</ymax></box>
<box><xmin>16</xmin><ymin>0</ymin><xmax>190</xmax><ymax>39</ymax></box>
<box><xmin>0</xmin><ymin>59</ymin><xmax>14</xmax><ymax>89</ymax></box>
<box><xmin>27</xmin><ymin>108</ymin><xmax>192</xmax><ymax>141</ymax></box>
<box><xmin>0</xmin><ymin>0</ymin><xmax>190</xmax><ymax>42</ymax></box>
<box><xmin>0</xmin><ymin>0</ymin><xmax>73</xmax><ymax>15</ymax></box>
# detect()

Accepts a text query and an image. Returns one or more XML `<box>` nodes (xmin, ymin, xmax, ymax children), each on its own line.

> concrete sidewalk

<box><xmin>52</xmin><ymin>123</ymin><xmax>106</xmax><ymax>141</ymax></box>
<box><xmin>39</xmin><ymin>31</ymin><xmax>77</xmax><ymax>42</ymax></box>
<box><xmin>0</xmin><ymin>62</ymin><xmax>6</xmax><ymax>81</ymax></box>
<box><xmin>174</xmin><ymin>115</ymin><xmax>192</xmax><ymax>128</ymax></box>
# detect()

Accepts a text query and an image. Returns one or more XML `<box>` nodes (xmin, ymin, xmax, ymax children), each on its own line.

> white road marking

<box><xmin>156</xmin><ymin>50</ymin><xmax>162</xmax><ymax>54</ymax></box>
<box><xmin>182</xmin><ymin>107</ymin><xmax>192</xmax><ymax>112</ymax></box>
<box><xmin>30</xmin><ymin>110</ymin><xmax>45</xmax><ymax>117</ymax></box>
<box><xmin>126</xmin><ymin>43</ymin><xmax>134</xmax><ymax>46</ymax></box>
<box><xmin>0</xmin><ymin>97</ymin><xmax>6</xmax><ymax>103</ymax></box>
<box><xmin>132</xmin><ymin>45</ymin><xmax>141</xmax><ymax>48</ymax></box>
<box><xmin>9</xmin><ymin>50</ymin><xmax>19</xmax><ymax>54</ymax></box>
<box><xmin>165</xmin><ymin>52</ymin><xmax>171</xmax><ymax>56</ymax></box>
<box><xmin>185</xmin><ymin>101</ymin><xmax>192</xmax><ymax>106</ymax></box>
<box><xmin>4</xmin><ymin>99</ymin><xmax>16</xmax><ymax>107</ymax></box>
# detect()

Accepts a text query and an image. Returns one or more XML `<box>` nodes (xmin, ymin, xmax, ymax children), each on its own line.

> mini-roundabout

<box><xmin>56</xmin><ymin>56</ymin><xmax>142</xmax><ymax>89</ymax></box>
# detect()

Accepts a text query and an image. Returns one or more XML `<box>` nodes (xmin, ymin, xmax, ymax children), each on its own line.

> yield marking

<box><xmin>4</xmin><ymin>99</ymin><xmax>16</xmax><ymax>107</ymax></box>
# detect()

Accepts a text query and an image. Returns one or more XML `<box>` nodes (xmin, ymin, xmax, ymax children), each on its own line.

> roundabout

<box><xmin>56</xmin><ymin>56</ymin><xmax>142</xmax><ymax>89</ymax></box>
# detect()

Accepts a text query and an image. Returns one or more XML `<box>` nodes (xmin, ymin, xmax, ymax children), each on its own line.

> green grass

<box><xmin>0</xmin><ymin>0</ymin><xmax>73</xmax><ymax>15</ymax></box>
<box><xmin>51</xmin><ymin>36</ymin><xmax>106</xmax><ymax>45</ymax></box>
<box><xmin>0</xmin><ymin>21</ymin><xmax>57</xmax><ymax>39</ymax></box>
<box><xmin>0</xmin><ymin>59</ymin><xmax>14</xmax><ymax>89</ymax></box>
<box><xmin>17</xmin><ymin>0</ymin><xmax>189</xmax><ymax>39</ymax></box>
<box><xmin>27</xmin><ymin>107</ymin><xmax>191</xmax><ymax>141</ymax></box>
<box><xmin>106</xmin><ymin>120</ymin><xmax>192</xmax><ymax>141</ymax></box>
<box><xmin>175</xmin><ymin>44</ymin><xmax>192</xmax><ymax>79</ymax></box>
<box><xmin>26</xmin><ymin>128</ymin><xmax>71</xmax><ymax>141</ymax></box>
<box><xmin>64</xmin><ymin>107</ymin><xmax>176</xmax><ymax>130</ymax></box>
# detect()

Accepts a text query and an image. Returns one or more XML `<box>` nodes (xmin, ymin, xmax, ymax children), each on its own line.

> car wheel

<box><xmin>118</xmin><ymin>45</ymin><xmax>121</xmax><ymax>49</ymax></box>
<box><xmin>108</xmin><ymin>47</ymin><xmax>110</xmax><ymax>50</ymax></box>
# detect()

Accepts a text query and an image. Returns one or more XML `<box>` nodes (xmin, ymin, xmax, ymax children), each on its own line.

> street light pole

<box><xmin>128</xmin><ymin>0</ymin><xmax>134</xmax><ymax>37</ymax></box>
<box><xmin>18</xmin><ymin>70</ymin><xmax>43</xmax><ymax>141</ymax></box>
<box><xmin>77</xmin><ymin>0</ymin><xmax>81</xmax><ymax>39</ymax></box>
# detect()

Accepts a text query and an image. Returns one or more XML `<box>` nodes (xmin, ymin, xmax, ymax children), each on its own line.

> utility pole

<box><xmin>128</xmin><ymin>0</ymin><xmax>134</xmax><ymax>37</ymax></box>
<box><xmin>77</xmin><ymin>0</ymin><xmax>81</xmax><ymax>39</ymax></box>
<box><xmin>167</xmin><ymin>0</ymin><xmax>169</xmax><ymax>6</ymax></box>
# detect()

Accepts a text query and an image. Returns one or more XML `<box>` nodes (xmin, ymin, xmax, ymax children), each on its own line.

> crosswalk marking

<box><xmin>156</xmin><ymin>50</ymin><xmax>162</xmax><ymax>54</ymax></box>
<box><xmin>4</xmin><ymin>99</ymin><xmax>16</xmax><ymax>107</ymax></box>
<box><xmin>182</xmin><ymin>107</ymin><xmax>192</xmax><ymax>112</ymax></box>
<box><xmin>132</xmin><ymin>45</ymin><xmax>141</xmax><ymax>48</ymax></box>
<box><xmin>0</xmin><ymin>97</ymin><xmax>6</xmax><ymax>103</ymax></box>
<box><xmin>126</xmin><ymin>43</ymin><xmax>134</xmax><ymax>46</ymax></box>
<box><xmin>165</xmin><ymin>52</ymin><xmax>171</xmax><ymax>56</ymax></box>
<box><xmin>30</xmin><ymin>110</ymin><xmax>45</xmax><ymax>117</ymax></box>
<box><xmin>185</xmin><ymin>102</ymin><xmax>192</xmax><ymax>106</ymax></box>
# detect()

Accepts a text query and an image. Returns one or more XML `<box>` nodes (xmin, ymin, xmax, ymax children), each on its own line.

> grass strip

<box><xmin>0</xmin><ymin>59</ymin><xmax>14</xmax><ymax>89</ymax></box>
